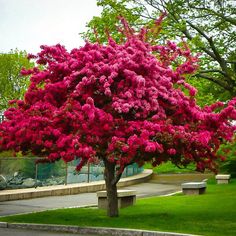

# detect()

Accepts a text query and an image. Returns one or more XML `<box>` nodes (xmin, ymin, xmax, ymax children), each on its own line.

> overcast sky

<box><xmin>0</xmin><ymin>0</ymin><xmax>101</xmax><ymax>53</ymax></box>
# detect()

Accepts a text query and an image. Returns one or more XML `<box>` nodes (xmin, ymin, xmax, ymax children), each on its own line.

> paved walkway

<box><xmin>0</xmin><ymin>228</ymin><xmax>97</xmax><ymax>236</ymax></box>
<box><xmin>0</xmin><ymin>182</ymin><xmax>180</xmax><ymax>216</ymax></box>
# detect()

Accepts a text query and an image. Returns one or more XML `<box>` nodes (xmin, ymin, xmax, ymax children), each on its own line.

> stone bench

<box><xmin>97</xmin><ymin>190</ymin><xmax>137</xmax><ymax>209</ymax></box>
<box><xmin>181</xmin><ymin>182</ymin><xmax>206</xmax><ymax>195</ymax></box>
<box><xmin>215</xmin><ymin>174</ymin><xmax>231</xmax><ymax>184</ymax></box>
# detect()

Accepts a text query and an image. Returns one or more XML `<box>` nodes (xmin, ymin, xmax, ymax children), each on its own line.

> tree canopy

<box><xmin>0</xmin><ymin>50</ymin><xmax>33</xmax><ymax>112</ymax></box>
<box><xmin>0</xmin><ymin>18</ymin><xmax>235</xmax><ymax>217</ymax></box>
<box><xmin>83</xmin><ymin>0</ymin><xmax>236</xmax><ymax>104</ymax></box>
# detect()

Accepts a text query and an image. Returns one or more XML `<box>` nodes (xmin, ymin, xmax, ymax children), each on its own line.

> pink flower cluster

<box><xmin>0</xmin><ymin>17</ymin><xmax>235</xmax><ymax>173</ymax></box>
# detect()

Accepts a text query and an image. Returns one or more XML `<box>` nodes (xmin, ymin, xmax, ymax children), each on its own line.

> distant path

<box><xmin>0</xmin><ymin>228</ymin><xmax>97</xmax><ymax>236</ymax></box>
<box><xmin>0</xmin><ymin>182</ymin><xmax>180</xmax><ymax>216</ymax></box>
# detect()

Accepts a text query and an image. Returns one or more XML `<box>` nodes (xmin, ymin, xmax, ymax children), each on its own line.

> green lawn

<box><xmin>1</xmin><ymin>179</ymin><xmax>236</xmax><ymax>236</ymax></box>
<box><xmin>144</xmin><ymin>161</ymin><xmax>196</xmax><ymax>174</ymax></box>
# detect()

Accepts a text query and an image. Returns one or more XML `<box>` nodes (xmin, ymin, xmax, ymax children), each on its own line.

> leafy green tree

<box><xmin>83</xmin><ymin>0</ymin><xmax>236</xmax><ymax>105</ymax></box>
<box><xmin>82</xmin><ymin>0</ymin><xmax>145</xmax><ymax>44</ymax></box>
<box><xmin>0</xmin><ymin>50</ymin><xmax>33</xmax><ymax>112</ymax></box>
<box><xmin>217</xmin><ymin>136</ymin><xmax>236</xmax><ymax>177</ymax></box>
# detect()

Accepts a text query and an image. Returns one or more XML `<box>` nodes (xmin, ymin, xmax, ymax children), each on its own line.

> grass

<box><xmin>1</xmin><ymin>179</ymin><xmax>236</xmax><ymax>236</ymax></box>
<box><xmin>144</xmin><ymin>161</ymin><xmax>196</xmax><ymax>174</ymax></box>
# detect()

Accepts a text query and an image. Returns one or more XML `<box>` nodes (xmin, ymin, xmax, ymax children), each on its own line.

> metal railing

<box><xmin>0</xmin><ymin>157</ymin><xmax>143</xmax><ymax>190</ymax></box>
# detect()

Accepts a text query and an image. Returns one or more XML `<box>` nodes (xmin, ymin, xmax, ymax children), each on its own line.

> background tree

<box><xmin>0</xmin><ymin>50</ymin><xmax>33</xmax><ymax>112</ymax></box>
<box><xmin>217</xmin><ymin>135</ymin><xmax>236</xmax><ymax>177</ymax></box>
<box><xmin>0</xmin><ymin>19</ymin><xmax>235</xmax><ymax>218</ymax></box>
<box><xmin>83</xmin><ymin>0</ymin><xmax>236</xmax><ymax>105</ymax></box>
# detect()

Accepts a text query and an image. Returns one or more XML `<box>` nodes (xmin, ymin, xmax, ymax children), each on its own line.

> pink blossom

<box><xmin>44</xmin><ymin>140</ymin><xmax>53</xmax><ymax>148</ymax></box>
<box><xmin>145</xmin><ymin>142</ymin><xmax>156</xmax><ymax>152</ymax></box>
<box><xmin>167</xmin><ymin>148</ymin><xmax>176</xmax><ymax>155</ymax></box>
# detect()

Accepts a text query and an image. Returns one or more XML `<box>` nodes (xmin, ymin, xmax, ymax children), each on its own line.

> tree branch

<box><xmin>112</xmin><ymin>172</ymin><xmax>123</xmax><ymax>185</ymax></box>
<box><xmin>195</xmin><ymin>73</ymin><xmax>232</xmax><ymax>92</ymax></box>
<box><xmin>135</xmin><ymin>13</ymin><xmax>156</xmax><ymax>21</ymax></box>
<box><xmin>186</xmin><ymin>20</ymin><xmax>232</xmax><ymax>83</ymax></box>
<box><xmin>135</xmin><ymin>0</ymin><xmax>155</xmax><ymax>19</ymax></box>
<box><xmin>112</xmin><ymin>161</ymin><xmax>135</xmax><ymax>185</ymax></box>
<box><xmin>187</xmin><ymin>6</ymin><xmax>236</xmax><ymax>26</ymax></box>
<box><xmin>186</xmin><ymin>20</ymin><xmax>210</xmax><ymax>40</ymax></box>
<box><xmin>199</xmin><ymin>69</ymin><xmax>226</xmax><ymax>76</ymax></box>
<box><xmin>226</xmin><ymin>61</ymin><xmax>236</xmax><ymax>64</ymax></box>
<box><xmin>167</xmin><ymin>15</ymin><xmax>218</xmax><ymax>61</ymax></box>
<box><xmin>145</xmin><ymin>0</ymin><xmax>164</xmax><ymax>11</ymax></box>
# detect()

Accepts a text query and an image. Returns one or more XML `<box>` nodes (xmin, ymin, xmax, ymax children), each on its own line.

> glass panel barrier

<box><xmin>0</xmin><ymin>157</ymin><xmax>143</xmax><ymax>190</ymax></box>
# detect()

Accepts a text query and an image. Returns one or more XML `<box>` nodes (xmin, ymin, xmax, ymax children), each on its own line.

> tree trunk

<box><xmin>104</xmin><ymin>160</ymin><xmax>119</xmax><ymax>217</ymax></box>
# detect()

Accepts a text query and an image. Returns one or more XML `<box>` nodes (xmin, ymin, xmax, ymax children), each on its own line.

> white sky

<box><xmin>0</xmin><ymin>0</ymin><xmax>101</xmax><ymax>53</ymax></box>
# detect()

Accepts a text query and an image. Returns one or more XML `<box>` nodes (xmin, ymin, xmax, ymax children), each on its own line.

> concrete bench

<box><xmin>215</xmin><ymin>174</ymin><xmax>231</xmax><ymax>184</ymax></box>
<box><xmin>97</xmin><ymin>190</ymin><xmax>137</xmax><ymax>209</ymax></box>
<box><xmin>181</xmin><ymin>182</ymin><xmax>206</xmax><ymax>195</ymax></box>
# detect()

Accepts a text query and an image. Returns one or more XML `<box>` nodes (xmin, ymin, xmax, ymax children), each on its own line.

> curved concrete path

<box><xmin>0</xmin><ymin>181</ymin><xmax>180</xmax><ymax>216</ymax></box>
<box><xmin>0</xmin><ymin>227</ymin><xmax>97</xmax><ymax>236</ymax></box>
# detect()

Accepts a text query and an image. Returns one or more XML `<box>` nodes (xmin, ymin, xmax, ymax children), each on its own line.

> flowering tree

<box><xmin>0</xmin><ymin>17</ymin><xmax>236</xmax><ymax>217</ymax></box>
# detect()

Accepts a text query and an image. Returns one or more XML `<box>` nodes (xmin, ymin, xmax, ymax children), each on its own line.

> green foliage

<box><xmin>0</xmin><ymin>151</ymin><xmax>66</xmax><ymax>180</ymax></box>
<box><xmin>0</xmin><ymin>148</ymin><xmax>66</xmax><ymax>180</ymax></box>
<box><xmin>217</xmin><ymin>137</ymin><xmax>236</xmax><ymax>177</ymax></box>
<box><xmin>186</xmin><ymin>76</ymin><xmax>229</xmax><ymax>107</ymax></box>
<box><xmin>82</xmin><ymin>0</ymin><xmax>145</xmax><ymax>43</ymax></box>
<box><xmin>0</xmin><ymin>150</ymin><xmax>14</xmax><ymax>158</ymax></box>
<box><xmin>0</xmin><ymin>151</ymin><xmax>36</xmax><ymax>178</ymax></box>
<box><xmin>2</xmin><ymin>180</ymin><xmax>236</xmax><ymax>235</ymax></box>
<box><xmin>0</xmin><ymin>49</ymin><xmax>33</xmax><ymax>112</ymax></box>
<box><xmin>144</xmin><ymin>161</ymin><xmax>195</xmax><ymax>173</ymax></box>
